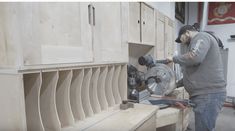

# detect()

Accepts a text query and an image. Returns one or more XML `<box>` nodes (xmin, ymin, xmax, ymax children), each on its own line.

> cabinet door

<box><xmin>155</xmin><ymin>11</ymin><xmax>165</xmax><ymax>59</ymax></box>
<box><xmin>141</xmin><ymin>3</ymin><xmax>155</xmax><ymax>45</ymax></box>
<box><xmin>93</xmin><ymin>2</ymin><xmax>127</xmax><ymax>62</ymax></box>
<box><xmin>31</xmin><ymin>3</ymin><xmax>93</xmax><ymax>65</ymax></box>
<box><xmin>129</xmin><ymin>2</ymin><xmax>141</xmax><ymax>43</ymax></box>
<box><xmin>164</xmin><ymin>17</ymin><xmax>174</xmax><ymax>58</ymax></box>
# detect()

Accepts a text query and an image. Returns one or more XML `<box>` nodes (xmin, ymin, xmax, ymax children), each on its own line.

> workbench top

<box><xmin>63</xmin><ymin>104</ymin><xmax>158</xmax><ymax>131</ymax></box>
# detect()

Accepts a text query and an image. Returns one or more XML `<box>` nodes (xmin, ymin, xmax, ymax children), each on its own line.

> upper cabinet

<box><xmin>0</xmin><ymin>3</ymin><xmax>93</xmax><ymax>67</ymax></box>
<box><xmin>129</xmin><ymin>2</ymin><xmax>155</xmax><ymax>45</ymax></box>
<box><xmin>0</xmin><ymin>2</ymin><xmax>128</xmax><ymax>68</ymax></box>
<box><xmin>93</xmin><ymin>2</ymin><xmax>128</xmax><ymax>63</ymax></box>
<box><xmin>164</xmin><ymin>16</ymin><xmax>174</xmax><ymax>58</ymax></box>
<box><xmin>155</xmin><ymin>10</ymin><xmax>175</xmax><ymax>59</ymax></box>
<box><xmin>33</xmin><ymin>3</ymin><xmax>93</xmax><ymax>65</ymax></box>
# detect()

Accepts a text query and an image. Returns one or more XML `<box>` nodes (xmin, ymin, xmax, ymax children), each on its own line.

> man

<box><xmin>167</xmin><ymin>25</ymin><xmax>226</xmax><ymax>131</ymax></box>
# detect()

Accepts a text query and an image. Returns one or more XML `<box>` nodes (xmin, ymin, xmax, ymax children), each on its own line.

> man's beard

<box><xmin>186</xmin><ymin>37</ymin><xmax>191</xmax><ymax>45</ymax></box>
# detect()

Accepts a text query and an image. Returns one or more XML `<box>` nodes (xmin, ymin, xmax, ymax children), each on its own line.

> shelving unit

<box><xmin>17</xmin><ymin>63</ymin><xmax>128</xmax><ymax>131</ymax></box>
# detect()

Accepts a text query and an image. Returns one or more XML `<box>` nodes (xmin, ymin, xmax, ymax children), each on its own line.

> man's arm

<box><xmin>173</xmin><ymin>35</ymin><xmax>211</xmax><ymax>66</ymax></box>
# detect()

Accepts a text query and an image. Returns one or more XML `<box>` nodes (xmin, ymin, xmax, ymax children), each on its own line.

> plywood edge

<box><xmin>56</xmin><ymin>70</ymin><xmax>75</xmax><ymax>127</ymax></box>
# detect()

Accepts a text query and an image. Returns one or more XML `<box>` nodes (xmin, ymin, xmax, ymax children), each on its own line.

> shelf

<box><xmin>11</xmin><ymin>63</ymin><xmax>128</xmax><ymax>131</ymax></box>
<box><xmin>128</xmin><ymin>41</ymin><xmax>155</xmax><ymax>47</ymax></box>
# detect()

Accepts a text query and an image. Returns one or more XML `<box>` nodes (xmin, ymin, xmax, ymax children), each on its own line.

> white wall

<box><xmin>147</xmin><ymin>2</ymin><xmax>175</xmax><ymax>19</ymax></box>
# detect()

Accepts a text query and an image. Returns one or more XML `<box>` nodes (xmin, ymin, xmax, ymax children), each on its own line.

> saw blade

<box><xmin>145</xmin><ymin>63</ymin><xmax>176</xmax><ymax>95</ymax></box>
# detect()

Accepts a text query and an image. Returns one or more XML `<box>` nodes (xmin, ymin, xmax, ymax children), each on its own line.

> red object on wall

<box><xmin>208</xmin><ymin>2</ymin><xmax>235</xmax><ymax>25</ymax></box>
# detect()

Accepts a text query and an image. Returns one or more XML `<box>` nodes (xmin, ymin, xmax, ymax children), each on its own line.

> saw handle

<box><xmin>155</xmin><ymin>59</ymin><xmax>172</xmax><ymax>64</ymax></box>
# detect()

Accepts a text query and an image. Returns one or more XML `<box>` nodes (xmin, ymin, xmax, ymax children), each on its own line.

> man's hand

<box><xmin>166</xmin><ymin>57</ymin><xmax>173</xmax><ymax>63</ymax></box>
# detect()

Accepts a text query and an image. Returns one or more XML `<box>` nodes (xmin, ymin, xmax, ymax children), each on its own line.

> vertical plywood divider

<box><xmin>24</xmin><ymin>73</ymin><xmax>45</xmax><ymax>131</ymax></box>
<box><xmin>105</xmin><ymin>66</ymin><xmax>115</xmax><ymax>107</ymax></box>
<box><xmin>89</xmin><ymin>67</ymin><xmax>101</xmax><ymax>114</ymax></box>
<box><xmin>112</xmin><ymin>66</ymin><xmax>122</xmax><ymax>104</ymax></box>
<box><xmin>97</xmin><ymin>66</ymin><xmax>109</xmax><ymax>110</ymax></box>
<box><xmin>81</xmin><ymin>68</ymin><xmax>93</xmax><ymax>117</ymax></box>
<box><xmin>119</xmin><ymin>65</ymin><xmax>128</xmax><ymax>100</ymax></box>
<box><xmin>70</xmin><ymin>69</ymin><xmax>85</xmax><ymax>121</ymax></box>
<box><xmin>40</xmin><ymin>71</ymin><xmax>61</xmax><ymax>131</ymax></box>
<box><xmin>56</xmin><ymin>70</ymin><xmax>74</xmax><ymax>127</ymax></box>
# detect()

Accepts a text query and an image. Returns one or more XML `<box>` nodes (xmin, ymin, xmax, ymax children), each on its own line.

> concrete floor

<box><xmin>186</xmin><ymin>107</ymin><xmax>235</xmax><ymax>131</ymax></box>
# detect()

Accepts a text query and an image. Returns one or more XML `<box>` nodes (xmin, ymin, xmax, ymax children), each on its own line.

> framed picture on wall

<box><xmin>175</xmin><ymin>2</ymin><xmax>185</xmax><ymax>24</ymax></box>
<box><xmin>208</xmin><ymin>2</ymin><xmax>235</xmax><ymax>25</ymax></box>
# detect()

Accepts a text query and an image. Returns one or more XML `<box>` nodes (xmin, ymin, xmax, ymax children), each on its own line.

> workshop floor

<box><xmin>186</xmin><ymin>107</ymin><xmax>235</xmax><ymax>131</ymax></box>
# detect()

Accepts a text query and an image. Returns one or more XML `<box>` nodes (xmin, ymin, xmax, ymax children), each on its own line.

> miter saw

<box><xmin>127</xmin><ymin>55</ymin><xmax>195</xmax><ymax>108</ymax></box>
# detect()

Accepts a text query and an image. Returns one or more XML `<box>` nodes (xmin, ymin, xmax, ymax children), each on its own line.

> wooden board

<box><xmin>56</xmin><ymin>70</ymin><xmax>74</xmax><ymax>127</ymax></box>
<box><xmin>129</xmin><ymin>2</ymin><xmax>141</xmax><ymax>43</ymax></box>
<box><xmin>89</xmin><ymin>68</ymin><xmax>101</xmax><ymax>114</ymax></box>
<box><xmin>97</xmin><ymin>67</ymin><xmax>109</xmax><ymax>110</ymax></box>
<box><xmin>141</xmin><ymin>3</ymin><xmax>155</xmax><ymax>45</ymax></box>
<box><xmin>105</xmin><ymin>66</ymin><xmax>116</xmax><ymax>107</ymax></box>
<box><xmin>34</xmin><ymin>3</ymin><xmax>93</xmax><ymax>64</ymax></box>
<box><xmin>0</xmin><ymin>74</ymin><xmax>26</xmax><ymax>131</ymax></box>
<box><xmin>93</xmin><ymin>2</ymin><xmax>124</xmax><ymax>62</ymax></box>
<box><xmin>70</xmin><ymin>69</ymin><xmax>85</xmax><ymax>121</ymax></box>
<box><xmin>119</xmin><ymin>65</ymin><xmax>128</xmax><ymax>100</ymax></box>
<box><xmin>81</xmin><ymin>68</ymin><xmax>93</xmax><ymax>117</ymax></box>
<box><xmin>24</xmin><ymin>73</ymin><xmax>44</xmax><ymax>131</ymax></box>
<box><xmin>112</xmin><ymin>66</ymin><xmax>122</xmax><ymax>104</ymax></box>
<box><xmin>155</xmin><ymin>10</ymin><xmax>165</xmax><ymax>59</ymax></box>
<box><xmin>85</xmin><ymin>104</ymin><xmax>157</xmax><ymax>131</ymax></box>
<box><xmin>40</xmin><ymin>71</ymin><xmax>61</xmax><ymax>131</ymax></box>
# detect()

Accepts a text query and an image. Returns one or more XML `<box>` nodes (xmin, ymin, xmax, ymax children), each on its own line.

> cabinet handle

<box><xmin>138</xmin><ymin>20</ymin><xmax>140</xmax><ymax>24</ymax></box>
<box><xmin>92</xmin><ymin>6</ymin><xmax>95</xmax><ymax>26</ymax></box>
<box><xmin>143</xmin><ymin>21</ymin><xmax>145</xmax><ymax>25</ymax></box>
<box><xmin>88</xmin><ymin>4</ymin><xmax>92</xmax><ymax>25</ymax></box>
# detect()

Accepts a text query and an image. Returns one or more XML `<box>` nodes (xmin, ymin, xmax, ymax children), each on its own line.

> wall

<box><xmin>147</xmin><ymin>2</ymin><xmax>175</xmax><ymax>19</ymax></box>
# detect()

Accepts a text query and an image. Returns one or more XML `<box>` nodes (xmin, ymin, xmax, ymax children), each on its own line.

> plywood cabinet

<box><xmin>93</xmin><ymin>2</ymin><xmax>128</xmax><ymax>62</ymax></box>
<box><xmin>0</xmin><ymin>3</ymin><xmax>93</xmax><ymax>67</ymax></box>
<box><xmin>0</xmin><ymin>2</ymin><xmax>128</xmax><ymax>68</ymax></box>
<box><xmin>155</xmin><ymin>10</ymin><xmax>175</xmax><ymax>59</ymax></box>
<box><xmin>155</xmin><ymin>11</ymin><xmax>165</xmax><ymax>59</ymax></box>
<box><xmin>164</xmin><ymin>16</ymin><xmax>175</xmax><ymax>58</ymax></box>
<box><xmin>35</xmin><ymin>3</ymin><xmax>93</xmax><ymax>65</ymax></box>
<box><xmin>141</xmin><ymin>3</ymin><xmax>155</xmax><ymax>44</ymax></box>
<box><xmin>129</xmin><ymin>2</ymin><xmax>155</xmax><ymax>45</ymax></box>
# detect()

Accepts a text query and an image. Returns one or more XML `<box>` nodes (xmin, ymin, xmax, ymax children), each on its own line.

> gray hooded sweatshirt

<box><xmin>173</xmin><ymin>32</ymin><xmax>226</xmax><ymax>97</ymax></box>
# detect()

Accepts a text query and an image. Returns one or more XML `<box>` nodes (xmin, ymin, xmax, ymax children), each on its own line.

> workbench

<box><xmin>156</xmin><ymin>87</ymin><xmax>192</xmax><ymax>131</ymax></box>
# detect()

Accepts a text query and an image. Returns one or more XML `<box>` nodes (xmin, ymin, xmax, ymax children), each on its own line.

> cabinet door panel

<box><xmin>32</xmin><ymin>3</ymin><xmax>93</xmax><ymax>64</ymax></box>
<box><xmin>156</xmin><ymin>11</ymin><xmax>165</xmax><ymax>59</ymax></box>
<box><xmin>164</xmin><ymin>17</ymin><xmax>174</xmax><ymax>58</ymax></box>
<box><xmin>141</xmin><ymin>3</ymin><xmax>155</xmax><ymax>45</ymax></box>
<box><xmin>129</xmin><ymin>2</ymin><xmax>141</xmax><ymax>43</ymax></box>
<box><xmin>93</xmin><ymin>2</ymin><xmax>125</xmax><ymax>62</ymax></box>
